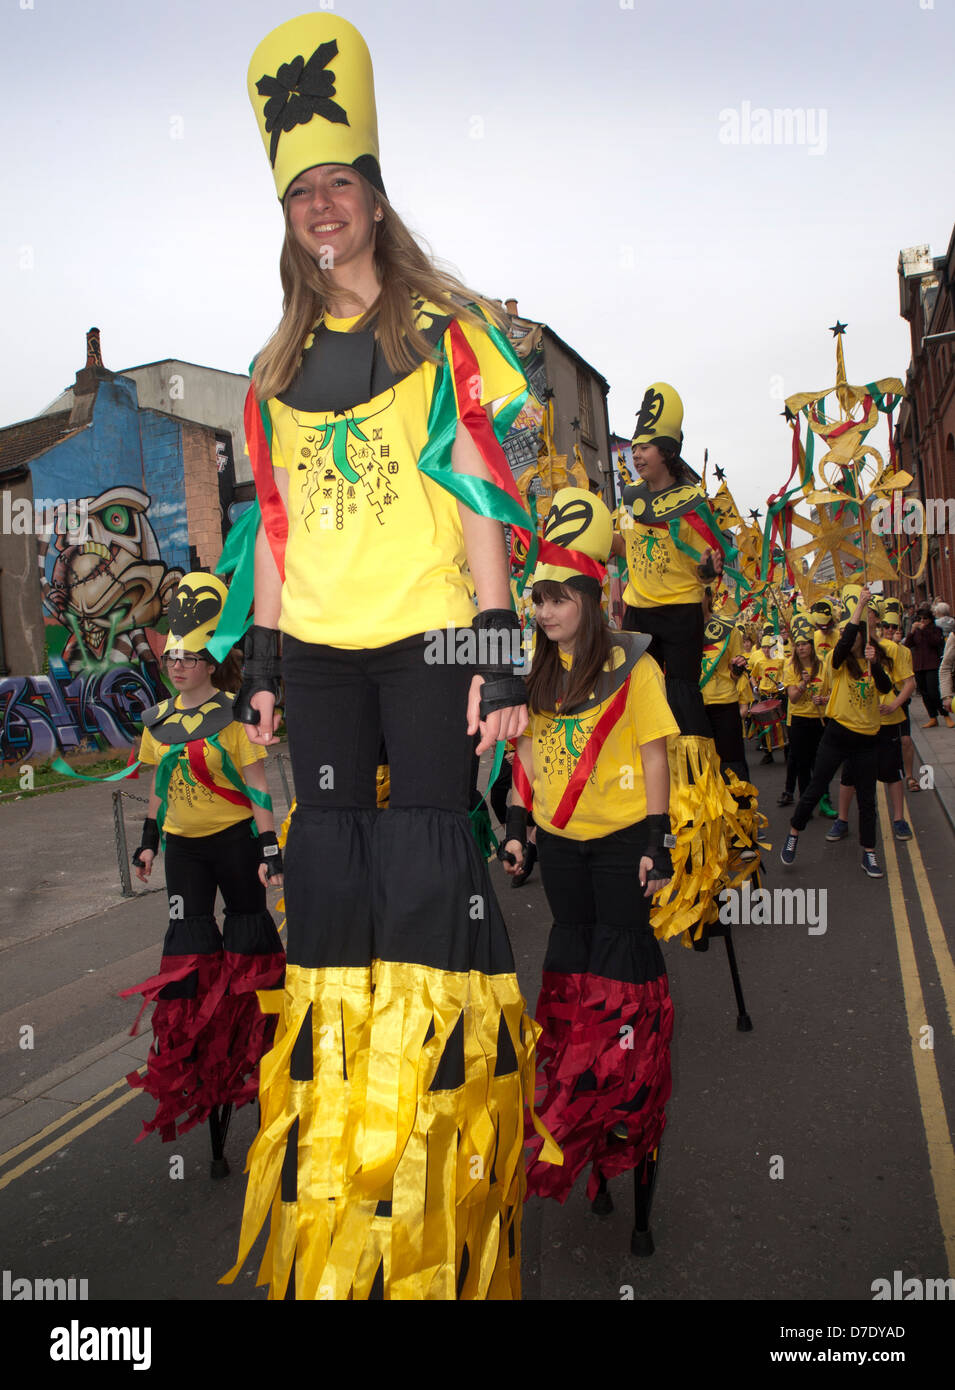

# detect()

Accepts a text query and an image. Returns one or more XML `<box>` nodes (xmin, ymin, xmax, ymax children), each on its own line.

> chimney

<box><xmin>504</xmin><ymin>298</ymin><xmax>519</xmax><ymax>318</ymax></box>
<box><xmin>70</xmin><ymin>326</ymin><xmax>115</xmax><ymax>424</ymax></box>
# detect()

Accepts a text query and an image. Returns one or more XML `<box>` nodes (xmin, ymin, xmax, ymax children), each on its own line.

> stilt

<box><xmin>208</xmin><ymin>1102</ymin><xmax>233</xmax><ymax>1179</ymax></box>
<box><xmin>694</xmin><ymin>918</ymin><xmax>753</xmax><ymax>1030</ymax></box>
<box><xmin>590</xmin><ymin>1173</ymin><xmax>613</xmax><ymax>1216</ymax></box>
<box><xmin>631</xmin><ymin>1143</ymin><xmax>661</xmax><ymax>1256</ymax></box>
<box><xmin>722</xmin><ymin>927</ymin><xmax>753</xmax><ymax>1031</ymax></box>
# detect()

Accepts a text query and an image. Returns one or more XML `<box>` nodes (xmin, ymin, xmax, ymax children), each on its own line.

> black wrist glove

<box><xmin>132</xmin><ymin>816</ymin><xmax>160</xmax><ymax>868</ymax></box>
<box><xmin>258</xmin><ymin>830</ymin><xmax>284</xmax><ymax>880</ymax></box>
<box><xmin>234</xmin><ymin>626</ymin><xmax>282</xmax><ymax>726</ymax></box>
<box><xmin>644</xmin><ymin>813</ymin><xmax>675</xmax><ymax>881</ymax></box>
<box><xmin>497</xmin><ymin>805</ymin><xmax>529</xmax><ymax>866</ymax></box>
<box><xmin>472</xmin><ymin>609</ymin><xmax>526</xmax><ymax>718</ymax></box>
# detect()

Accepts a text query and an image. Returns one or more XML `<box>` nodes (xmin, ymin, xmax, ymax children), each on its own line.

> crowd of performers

<box><xmin>106</xmin><ymin>11</ymin><xmax>954</xmax><ymax>1301</ymax></box>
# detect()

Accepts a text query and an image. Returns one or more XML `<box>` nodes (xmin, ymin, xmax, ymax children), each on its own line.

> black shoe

<box><xmin>777</xmin><ymin>791</ymin><xmax>794</xmax><ymax>806</ymax></box>
<box><xmin>760</xmin><ymin>752</ymin><xmax>775</xmax><ymax>765</ymax></box>
<box><xmin>511</xmin><ymin>840</ymin><xmax>537</xmax><ymax>887</ymax></box>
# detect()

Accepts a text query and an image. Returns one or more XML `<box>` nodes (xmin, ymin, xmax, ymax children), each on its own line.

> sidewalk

<box><xmin>907</xmin><ymin>695</ymin><xmax>955</xmax><ymax>836</ymax></box>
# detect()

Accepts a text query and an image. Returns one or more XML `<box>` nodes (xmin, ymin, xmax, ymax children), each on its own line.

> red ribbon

<box><xmin>549</xmin><ymin>676</ymin><xmax>631</xmax><ymax>830</ymax></box>
<box><xmin>186</xmin><ymin>741</ymin><xmax>252</xmax><ymax>810</ymax></box>
<box><xmin>244</xmin><ymin>384</ymin><xmax>288</xmax><ymax>582</ymax></box>
<box><xmin>511</xmin><ymin>752</ymin><xmax>533</xmax><ymax>811</ymax></box>
<box><xmin>446</xmin><ymin>321</ymin><xmax>604</xmax><ymax>583</ymax></box>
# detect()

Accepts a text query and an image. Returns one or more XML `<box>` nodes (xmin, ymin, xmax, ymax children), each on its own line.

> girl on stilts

<box><xmin>221</xmin><ymin>13</ymin><xmax>558</xmax><ymax>1300</ymax></box>
<box><xmin>123</xmin><ymin>574</ymin><xmax>285</xmax><ymax>1168</ymax></box>
<box><xmin>611</xmin><ymin>382</ymin><xmax>756</xmax><ymax>942</ymax></box>
<box><xmin>502</xmin><ymin>490</ymin><xmax>678</xmax><ymax>1211</ymax></box>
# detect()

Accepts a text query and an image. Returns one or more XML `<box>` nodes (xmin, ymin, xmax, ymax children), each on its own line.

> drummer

<box><xmin>749</xmin><ymin>628</ymin><xmax>788</xmax><ymax>766</ymax></box>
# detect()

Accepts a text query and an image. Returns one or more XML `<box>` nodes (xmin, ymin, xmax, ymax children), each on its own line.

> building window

<box><xmin>576</xmin><ymin>368</ymin><xmax>595</xmax><ymax>443</ymax></box>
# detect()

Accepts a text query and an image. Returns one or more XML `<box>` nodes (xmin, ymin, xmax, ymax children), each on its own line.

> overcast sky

<box><xmin>3</xmin><ymin>0</ymin><xmax>953</xmax><ymax>517</ymax></box>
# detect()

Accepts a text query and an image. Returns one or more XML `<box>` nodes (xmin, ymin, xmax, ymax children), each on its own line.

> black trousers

<box><xmin>791</xmin><ymin>722</ymin><xmax>879</xmax><ymax>846</ymax></box>
<box><xmin>785</xmin><ymin>715</ymin><xmax>824</xmax><ymax>797</ymax></box>
<box><xmin>841</xmin><ymin>723</ymin><xmax>902</xmax><ymax>786</ymax></box>
<box><xmin>280</xmin><ymin>632</ymin><xmax>514</xmax><ymax>976</ymax></box>
<box><xmin>704</xmin><ymin>699</ymin><xmax>750</xmax><ymax>781</ymax></box>
<box><xmin>535</xmin><ymin>822</ymin><xmax>664</xmax><ymax>983</ymax></box>
<box><xmin>164</xmin><ymin>819</ymin><xmax>265</xmax><ymax>920</ymax></box>
<box><xmin>160</xmin><ymin>818</ymin><xmax>279</xmax><ymax>998</ymax></box>
<box><xmin>622</xmin><ymin>602</ymin><xmax>709</xmax><ymax>737</ymax></box>
<box><xmin>915</xmin><ymin>668</ymin><xmax>943</xmax><ymax>719</ymax></box>
<box><xmin>283</xmin><ymin>632</ymin><xmax>472</xmax><ymax>810</ymax></box>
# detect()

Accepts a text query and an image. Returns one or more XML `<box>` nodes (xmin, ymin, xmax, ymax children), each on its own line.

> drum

<box><xmin>750</xmin><ymin>698</ymin><xmax>783</xmax><ymax>727</ymax></box>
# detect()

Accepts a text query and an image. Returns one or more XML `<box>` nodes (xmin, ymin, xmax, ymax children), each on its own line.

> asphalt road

<box><xmin>1</xmin><ymin>738</ymin><xmax>953</xmax><ymax>1308</ymax></box>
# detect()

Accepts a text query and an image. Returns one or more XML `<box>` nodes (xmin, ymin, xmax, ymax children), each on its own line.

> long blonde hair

<box><xmin>253</xmin><ymin>180</ymin><xmax>505</xmax><ymax>401</ymax></box>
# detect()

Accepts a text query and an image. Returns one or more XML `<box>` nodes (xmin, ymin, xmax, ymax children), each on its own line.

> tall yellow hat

<box><xmin>163</xmin><ymin>573</ymin><xmax>229</xmax><ymax>657</ymax></box>
<box><xmin>632</xmin><ymin>382</ymin><xmax>684</xmax><ymax>450</ymax></box>
<box><xmin>532</xmin><ymin>489</ymin><xmax>612</xmax><ymax>596</ymax></box>
<box><xmin>248</xmin><ymin>14</ymin><xmax>384</xmax><ymax>201</ymax></box>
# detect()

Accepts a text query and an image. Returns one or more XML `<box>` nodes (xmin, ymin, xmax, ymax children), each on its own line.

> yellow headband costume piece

<box><xmin>532</xmin><ymin>488</ymin><xmax>612</xmax><ymax>596</ymax></box>
<box><xmin>163</xmin><ymin>573</ymin><xmax>229</xmax><ymax>658</ymax></box>
<box><xmin>248</xmin><ymin>13</ymin><xmax>385</xmax><ymax>201</ymax></box>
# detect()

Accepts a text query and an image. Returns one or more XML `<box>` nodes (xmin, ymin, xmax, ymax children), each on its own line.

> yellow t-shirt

<box><xmin>620</xmin><ymin>515</ymin><xmax>705</xmax><ymax>609</ymax></box>
<box><xmin>822</xmin><ymin>655</ymin><xmax>883</xmax><ymax>736</ymax></box>
<box><xmin>781</xmin><ymin>658</ymin><xmax>824</xmax><ymax>722</ymax></box>
<box><xmin>750</xmin><ymin>650</ymin><xmax>785</xmax><ymax>695</ymax></box>
<box><xmin>877</xmin><ymin>638</ymin><xmax>913</xmax><ymax>727</ymax></box>
<box><xmin>702</xmin><ymin>627</ymin><xmax>744</xmax><ymax>705</ymax></box>
<box><xmin>528</xmin><ymin>646</ymin><xmax>679</xmax><ymax>840</ymax></box>
<box><xmin>269</xmin><ymin>307</ymin><xmax>527</xmax><ymax>648</ymax></box>
<box><xmin>139</xmin><ymin>708</ymin><xmax>266</xmax><ymax>838</ymax></box>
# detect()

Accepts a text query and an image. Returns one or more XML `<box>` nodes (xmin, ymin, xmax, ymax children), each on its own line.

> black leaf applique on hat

<box><xmin>256</xmin><ymin>39</ymin><xmax>349</xmax><ymax>167</ymax></box>
<box><xmin>634</xmin><ymin>387</ymin><xmax>664</xmax><ymax>438</ymax></box>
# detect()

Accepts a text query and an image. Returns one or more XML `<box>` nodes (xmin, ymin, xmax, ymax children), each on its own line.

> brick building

<box><xmin>893</xmin><ymin>231</ymin><xmax>955</xmax><ymax>610</ymax></box>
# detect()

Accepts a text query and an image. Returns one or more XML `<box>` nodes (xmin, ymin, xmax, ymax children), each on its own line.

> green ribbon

<box><xmin>208</xmin><ymin>500</ymin><xmax>259</xmax><ymax>661</ymax></box>
<box><xmin>50</xmin><ymin>756</ymin><xmax>142</xmax><ymax>783</ymax></box>
<box><xmin>699</xmin><ymin>627</ymin><xmax>734</xmax><ymax>691</ymax></box>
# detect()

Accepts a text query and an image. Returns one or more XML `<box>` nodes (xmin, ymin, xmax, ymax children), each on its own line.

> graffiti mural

<box><xmin>38</xmin><ymin>484</ymin><xmax>183</xmax><ymax>688</ymax></box>
<box><xmin>0</xmin><ymin>655</ymin><xmax>157</xmax><ymax>762</ymax></box>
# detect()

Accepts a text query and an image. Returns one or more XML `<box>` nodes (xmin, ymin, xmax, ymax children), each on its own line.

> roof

<box><xmin>116</xmin><ymin>358</ymin><xmax>251</xmax><ymax>382</ymax></box>
<box><xmin>0</xmin><ymin>411</ymin><xmax>87</xmax><ymax>476</ymax></box>
<box><xmin>506</xmin><ymin>313</ymin><xmax>610</xmax><ymax>393</ymax></box>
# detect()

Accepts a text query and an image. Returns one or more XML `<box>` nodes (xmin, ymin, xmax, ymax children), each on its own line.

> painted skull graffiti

<box><xmin>40</xmin><ymin>486</ymin><xmax>183</xmax><ymax>672</ymax></box>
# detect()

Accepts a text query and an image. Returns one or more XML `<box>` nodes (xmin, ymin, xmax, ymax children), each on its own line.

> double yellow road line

<box><xmin>878</xmin><ymin>784</ymin><xmax>955</xmax><ymax>1274</ymax></box>
<box><xmin>0</xmin><ymin>1069</ymin><xmax>143</xmax><ymax>1193</ymax></box>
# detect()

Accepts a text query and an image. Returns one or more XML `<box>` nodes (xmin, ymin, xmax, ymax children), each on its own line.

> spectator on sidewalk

<box><xmin>940</xmin><ymin>630</ymin><xmax>955</xmax><ymax>718</ymax></box>
<box><xmin>904</xmin><ymin>605</ymin><xmax>947</xmax><ymax>727</ymax></box>
<box><xmin>932</xmin><ymin>601</ymin><xmax>955</xmax><ymax>641</ymax></box>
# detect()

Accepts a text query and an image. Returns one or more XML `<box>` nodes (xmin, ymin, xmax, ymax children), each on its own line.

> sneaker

<box><xmin>777</xmin><ymin>791</ymin><xmax>794</xmax><ymax>806</ymax></box>
<box><xmin>893</xmin><ymin>819</ymin><xmax>913</xmax><ymax>840</ymax></box>
<box><xmin>819</xmin><ymin>794</ymin><xmax>837</xmax><ymax>818</ymax></box>
<box><xmin>780</xmin><ymin>832</ymin><xmax>799</xmax><ymax>865</ymax></box>
<box><xmin>826</xmin><ymin>819</ymin><xmax>849</xmax><ymax>842</ymax></box>
<box><xmin>861</xmin><ymin>850</ymin><xmax>884</xmax><ymax>878</ymax></box>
